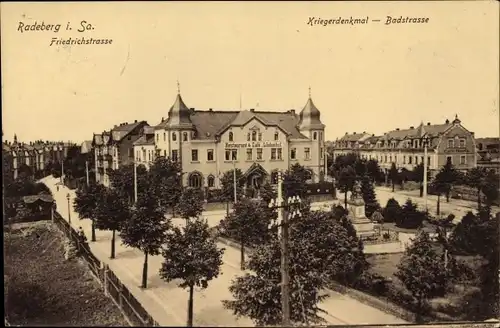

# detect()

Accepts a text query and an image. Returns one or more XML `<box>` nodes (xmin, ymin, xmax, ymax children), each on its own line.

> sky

<box><xmin>2</xmin><ymin>1</ymin><xmax>499</xmax><ymax>144</ymax></box>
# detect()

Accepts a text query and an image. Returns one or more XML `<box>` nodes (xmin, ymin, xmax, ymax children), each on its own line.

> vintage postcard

<box><xmin>2</xmin><ymin>1</ymin><xmax>499</xmax><ymax>327</ymax></box>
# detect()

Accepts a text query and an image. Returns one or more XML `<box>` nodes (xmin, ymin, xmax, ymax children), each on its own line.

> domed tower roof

<box><xmin>297</xmin><ymin>87</ymin><xmax>325</xmax><ymax>130</ymax></box>
<box><xmin>452</xmin><ymin>114</ymin><xmax>461</xmax><ymax>125</ymax></box>
<box><xmin>165</xmin><ymin>82</ymin><xmax>194</xmax><ymax>129</ymax></box>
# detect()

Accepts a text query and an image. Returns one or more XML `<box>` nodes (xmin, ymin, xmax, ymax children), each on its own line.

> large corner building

<box><xmin>131</xmin><ymin>90</ymin><xmax>327</xmax><ymax>189</ymax></box>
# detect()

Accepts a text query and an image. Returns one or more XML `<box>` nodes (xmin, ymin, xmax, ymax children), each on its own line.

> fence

<box><xmin>52</xmin><ymin>212</ymin><xmax>159</xmax><ymax>327</ymax></box>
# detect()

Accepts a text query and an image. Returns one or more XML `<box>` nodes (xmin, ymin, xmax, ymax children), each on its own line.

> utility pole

<box><xmin>233</xmin><ymin>160</ymin><xmax>237</xmax><ymax>204</ymax></box>
<box><xmin>61</xmin><ymin>158</ymin><xmax>64</xmax><ymax>185</ymax></box>
<box><xmin>423</xmin><ymin>136</ymin><xmax>429</xmax><ymax>213</ymax></box>
<box><xmin>85</xmin><ymin>160</ymin><xmax>90</xmax><ymax>186</ymax></box>
<box><xmin>134</xmin><ymin>160</ymin><xmax>138</xmax><ymax>204</ymax></box>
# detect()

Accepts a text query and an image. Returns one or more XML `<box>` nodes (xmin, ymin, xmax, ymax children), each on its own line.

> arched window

<box><xmin>252</xmin><ymin>131</ymin><xmax>257</xmax><ymax>141</ymax></box>
<box><xmin>313</xmin><ymin>132</ymin><xmax>318</xmax><ymax>140</ymax></box>
<box><xmin>183</xmin><ymin>132</ymin><xmax>188</xmax><ymax>141</ymax></box>
<box><xmin>305</xmin><ymin>169</ymin><xmax>313</xmax><ymax>181</ymax></box>
<box><xmin>172</xmin><ymin>132</ymin><xmax>177</xmax><ymax>141</ymax></box>
<box><xmin>229</xmin><ymin>132</ymin><xmax>234</xmax><ymax>142</ymax></box>
<box><xmin>188</xmin><ymin>172</ymin><xmax>203</xmax><ymax>189</ymax></box>
<box><xmin>271</xmin><ymin>171</ymin><xmax>279</xmax><ymax>184</ymax></box>
<box><xmin>247</xmin><ymin>133</ymin><xmax>251</xmax><ymax>141</ymax></box>
<box><xmin>207</xmin><ymin>175</ymin><xmax>215</xmax><ymax>188</ymax></box>
<box><xmin>274</xmin><ymin>132</ymin><xmax>279</xmax><ymax>141</ymax></box>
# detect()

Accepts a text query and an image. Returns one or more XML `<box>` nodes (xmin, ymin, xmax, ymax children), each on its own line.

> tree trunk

<box><xmin>141</xmin><ymin>251</ymin><xmax>148</xmax><ymax>288</ymax></box>
<box><xmin>187</xmin><ymin>284</ymin><xmax>194</xmax><ymax>327</ymax></box>
<box><xmin>419</xmin><ymin>184</ymin><xmax>423</xmax><ymax>197</ymax></box>
<box><xmin>392</xmin><ymin>181</ymin><xmax>395</xmax><ymax>192</ymax></box>
<box><xmin>415</xmin><ymin>297</ymin><xmax>424</xmax><ymax>324</ymax></box>
<box><xmin>446</xmin><ymin>190</ymin><xmax>450</xmax><ymax>202</ymax></box>
<box><xmin>436</xmin><ymin>194</ymin><xmax>441</xmax><ymax>216</ymax></box>
<box><xmin>226</xmin><ymin>201</ymin><xmax>229</xmax><ymax>216</ymax></box>
<box><xmin>91</xmin><ymin>220</ymin><xmax>96</xmax><ymax>242</ymax></box>
<box><xmin>477</xmin><ymin>187</ymin><xmax>482</xmax><ymax>210</ymax></box>
<box><xmin>240</xmin><ymin>239</ymin><xmax>245</xmax><ymax>271</ymax></box>
<box><xmin>110</xmin><ymin>229</ymin><xmax>115</xmax><ymax>259</ymax></box>
<box><xmin>344</xmin><ymin>191</ymin><xmax>348</xmax><ymax>209</ymax></box>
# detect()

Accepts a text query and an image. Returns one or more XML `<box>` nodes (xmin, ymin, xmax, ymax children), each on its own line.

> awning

<box><xmin>23</xmin><ymin>194</ymin><xmax>54</xmax><ymax>204</ymax></box>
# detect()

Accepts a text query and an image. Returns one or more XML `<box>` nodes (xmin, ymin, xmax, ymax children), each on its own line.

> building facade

<box><xmin>476</xmin><ymin>137</ymin><xmax>500</xmax><ymax>174</ymax></box>
<box><xmin>332</xmin><ymin>116</ymin><xmax>476</xmax><ymax>176</ymax></box>
<box><xmin>92</xmin><ymin>120</ymin><xmax>149</xmax><ymax>186</ymax></box>
<box><xmin>133</xmin><ymin>126</ymin><xmax>156</xmax><ymax>170</ymax></box>
<box><xmin>152</xmin><ymin>90</ymin><xmax>326</xmax><ymax>189</ymax></box>
<box><xmin>2</xmin><ymin>136</ymin><xmax>70</xmax><ymax>180</ymax></box>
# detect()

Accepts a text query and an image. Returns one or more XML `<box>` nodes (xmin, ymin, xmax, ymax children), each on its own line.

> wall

<box><xmin>437</xmin><ymin>124</ymin><xmax>476</xmax><ymax>170</ymax></box>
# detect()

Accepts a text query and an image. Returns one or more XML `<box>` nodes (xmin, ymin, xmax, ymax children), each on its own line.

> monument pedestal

<box><xmin>346</xmin><ymin>184</ymin><xmax>376</xmax><ymax>239</ymax></box>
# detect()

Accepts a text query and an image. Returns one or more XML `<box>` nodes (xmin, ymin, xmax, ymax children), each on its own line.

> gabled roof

<box><xmin>133</xmin><ymin>134</ymin><xmax>155</xmax><ymax>146</ymax></box>
<box><xmin>338</xmin><ymin>133</ymin><xmax>372</xmax><ymax>142</ymax></box>
<box><xmin>111</xmin><ymin>121</ymin><xmax>146</xmax><ymax>141</ymax></box>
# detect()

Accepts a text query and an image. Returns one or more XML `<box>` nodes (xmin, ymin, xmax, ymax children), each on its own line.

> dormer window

<box><xmin>172</xmin><ymin>132</ymin><xmax>177</xmax><ymax>141</ymax></box>
<box><xmin>252</xmin><ymin>131</ymin><xmax>257</xmax><ymax>141</ymax></box>
<box><xmin>274</xmin><ymin>132</ymin><xmax>279</xmax><ymax>141</ymax></box>
<box><xmin>183</xmin><ymin>132</ymin><xmax>188</xmax><ymax>142</ymax></box>
<box><xmin>229</xmin><ymin>132</ymin><xmax>234</xmax><ymax>142</ymax></box>
<box><xmin>247</xmin><ymin>133</ymin><xmax>251</xmax><ymax>141</ymax></box>
<box><xmin>448</xmin><ymin>139</ymin><xmax>454</xmax><ymax>148</ymax></box>
<box><xmin>258</xmin><ymin>133</ymin><xmax>262</xmax><ymax>141</ymax></box>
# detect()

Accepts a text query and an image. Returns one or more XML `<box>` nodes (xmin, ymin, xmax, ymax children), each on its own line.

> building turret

<box><xmin>165</xmin><ymin>83</ymin><xmax>194</xmax><ymax>130</ymax></box>
<box><xmin>297</xmin><ymin>88</ymin><xmax>325</xmax><ymax>131</ymax></box>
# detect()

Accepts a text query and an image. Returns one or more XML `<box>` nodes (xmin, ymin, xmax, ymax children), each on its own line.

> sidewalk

<box><xmin>43</xmin><ymin>176</ymin><xmax>405</xmax><ymax>326</ymax></box>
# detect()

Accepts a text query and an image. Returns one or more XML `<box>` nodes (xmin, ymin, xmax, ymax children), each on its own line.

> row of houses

<box><xmin>2</xmin><ymin>136</ymin><xmax>72</xmax><ymax>180</ymax></box>
<box><xmin>328</xmin><ymin>116</ymin><xmax>499</xmax><ymax>176</ymax></box>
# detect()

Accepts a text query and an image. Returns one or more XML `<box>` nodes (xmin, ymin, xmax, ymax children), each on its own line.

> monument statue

<box><xmin>347</xmin><ymin>179</ymin><xmax>376</xmax><ymax>239</ymax></box>
<box><xmin>350</xmin><ymin>180</ymin><xmax>363</xmax><ymax>200</ymax></box>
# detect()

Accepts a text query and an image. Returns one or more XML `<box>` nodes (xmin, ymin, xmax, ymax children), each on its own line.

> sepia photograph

<box><xmin>2</xmin><ymin>1</ymin><xmax>499</xmax><ymax>327</ymax></box>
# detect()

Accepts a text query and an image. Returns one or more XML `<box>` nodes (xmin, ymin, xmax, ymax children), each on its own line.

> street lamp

<box><xmin>422</xmin><ymin>136</ymin><xmax>430</xmax><ymax>213</ymax></box>
<box><xmin>66</xmin><ymin>193</ymin><xmax>71</xmax><ymax>225</ymax></box>
<box><xmin>268</xmin><ymin>171</ymin><xmax>304</xmax><ymax>327</ymax></box>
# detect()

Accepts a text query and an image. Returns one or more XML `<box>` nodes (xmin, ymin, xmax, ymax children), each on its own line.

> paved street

<box><xmin>43</xmin><ymin>176</ymin><xmax>406</xmax><ymax>326</ymax></box>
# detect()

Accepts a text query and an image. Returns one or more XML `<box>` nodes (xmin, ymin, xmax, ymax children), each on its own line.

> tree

<box><xmin>388</xmin><ymin>163</ymin><xmax>399</xmax><ymax>192</ymax></box>
<box><xmin>382</xmin><ymin>198</ymin><xmax>401</xmax><ymax>223</ymax></box>
<box><xmin>433</xmin><ymin>159</ymin><xmax>459</xmax><ymax>202</ymax></box>
<box><xmin>73</xmin><ymin>182</ymin><xmax>106</xmax><ymax>242</ymax></box>
<box><xmin>219</xmin><ymin>198</ymin><xmax>275</xmax><ymax>270</ymax></box>
<box><xmin>175</xmin><ymin>187</ymin><xmax>204</xmax><ymax>222</ymax></box>
<box><xmin>108</xmin><ymin>163</ymin><xmax>149</xmax><ymax>205</ymax></box>
<box><xmin>282</xmin><ymin>163</ymin><xmax>309</xmax><ymax>198</ymax></box>
<box><xmin>159</xmin><ymin>218</ymin><xmax>224</xmax><ymax>327</ymax></box>
<box><xmin>17</xmin><ymin>163</ymin><xmax>33</xmax><ymax>180</ymax></box>
<box><xmin>365</xmin><ymin>159</ymin><xmax>383</xmax><ymax>183</ymax></box>
<box><xmin>397</xmin><ymin>199</ymin><xmax>425</xmax><ymax>229</ymax></box>
<box><xmin>395</xmin><ymin>230</ymin><xmax>450</xmax><ymax>323</ymax></box>
<box><xmin>220</xmin><ymin>168</ymin><xmax>244</xmax><ymax>214</ymax></box>
<box><xmin>121</xmin><ymin>193</ymin><xmax>171</xmax><ymax>288</ymax></box>
<box><xmin>149</xmin><ymin>157</ymin><xmax>183</xmax><ymax>214</ymax></box>
<box><xmin>466</xmin><ymin>167</ymin><xmax>499</xmax><ymax>209</ymax></box>
<box><xmin>360</xmin><ymin>175</ymin><xmax>380</xmax><ymax>218</ymax></box>
<box><xmin>224</xmin><ymin>211</ymin><xmax>367</xmax><ymax>326</ymax></box>
<box><xmin>94</xmin><ymin>188</ymin><xmax>130</xmax><ymax>259</ymax></box>
<box><xmin>259</xmin><ymin>182</ymin><xmax>277</xmax><ymax>204</ymax></box>
<box><xmin>337</xmin><ymin>165</ymin><xmax>357</xmax><ymax>209</ymax></box>
<box><xmin>430</xmin><ymin>179</ymin><xmax>448</xmax><ymax>216</ymax></box>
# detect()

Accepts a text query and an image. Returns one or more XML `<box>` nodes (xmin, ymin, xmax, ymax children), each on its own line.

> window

<box><xmin>460</xmin><ymin>155</ymin><xmax>466</xmax><ymax>165</ymax></box>
<box><xmin>277</xmin><ymin>148</ymin><xmax>282</xmax><ymax>160</ymax></box>
<box><xmin>252</xmin><ymin>131</ymin><xmax>257</xmax><ymax>141</ymax></box>
<box><xmin>188</xmin><ymin>172</ymin><xmax>203</xmax><ymax>189</ymax></box>
<box><xmin>427</xmin><ymin>156</ymin><xmax>431</xmax><ymax>166</ymax></box>
<box><xmin>305</xmin><ymin>170</ymin><xmax>313</xmax><ymax>181</ymax></box>
<box><xmin>156</xmin><ymin>134</ymin><xmax>159</xmax><ymax>142</ymax></box>
<box><xmin>172</xmin><ymin>132</ymin><xmax>177</xmax><ymax>141</ymax></box>
<box><xmin>163</xmin><ymin>150</ymin><xmax>167</xmax><ymax>157</ymax></box>
<box><xmin>384</xmin><ymin>155</ymin><xmax>387</xmax><ymax>163</ymax></box>
<box><xmin>321</xmin><ymin>148</ymin><xmax>324</xmax><ymax>159</ymax></box>
<box><xmin>246</xmin><ymin>149</ymin><xmax>253</xmax><ymax>161</ymax></box>
<box><xmin>207</xmin><ymin>149</ymin><xmax>214</xmax><ymax>161</ymax></box>
<box><xmin>394</xmin><ymin>155</ymin><xmax>397</xmax><ymax>163</ymax></box>
<box><xmin>291</xmin><ymin>148</ymin><xmax>296</xmax><ymax>160</ymax></box>
<box><xmin>183</xmin><ymin>132</ymin><xmax>188</xmax><ymax>141</ymax></box>
<box><xmin>448</xmin><ymin>139</ymin><xmax>454</xmax><ymax>148</ymax></box>
<box><xmin>191</xmin><ymin>149</ymin><xmax>198</xmax><ymax>162</ymax></box>
<box><xmin>271</xmin><ymin>148</ymin><xmax>277</xmax><ymax>160</ymax></box>
<box><xmin>247</xmin><ymin>133</ymin><xmax>251</xmax><ymax>141</ymax></box>
<box><xmin>171</xmin><ymin>150</ymin><xmax>178</xmax><ymax>161</ymax></box>
<box><xmin>207</xmin><ymin>175</ymin><xmax>215</xmax><ymax>188</ymax></box>
<box><xmin>229</xmin><ymin>132</ymin><xmax>234</xmax><ymax>142</ymax></box>
<box><xmin>258</xmin><ymin>133</ymin><xmax>262</xmax><ymax>141</ymax></box>
<box><xmin>459</xmin><ymin>139</ymin><xmax>466</xmax><ymax>148</ymax></box>
<box><xmin>447</xmin><ymin>156</ymin><xmax>453</xmax><ymax>164</ymax></box>
<box><xmin>271</xmin><ymin>171</ymin><xmax>279</xmax><ymax>184</ymax></box>
<box><xmin>319</xmin><ymin>132</ymin><xmax>323</xmax><ymax>141</ymax></box>
<box><xmin>225</xmin><ymin>149</ymin><xmax>238</xmax><ymax>161</ymax></box>
<box><xmin>415</xmin><ymin>156</ymin><xmax>418</xmax><ymax>164</ymax></box>
<box><xmin>304</xmin><ymin>148</ymin><xmax>311</xmax><ymax>160</ymax></box>
<box><xmin>409</xmin><ymin>156</ymin><xmax>413</xmax><ymax>164</ymax></box>
<box><xmin>313</xmin><ymin>132</ymin><xmax>317</xmax><ymax>140</ymax></box>
<box><xmin>257</xmin><ymin>148</ymin><xmax>263</xmax><ymax>160</ymax></box>
<box><xmin>274</xmin><ymin>132</ymin><xmax>279</xmax><ymax>141</ymax></box>
<box><xmin>389</xmin><ymin>155</ymin><xmax>392</xmax><ymax>163</ymax></box>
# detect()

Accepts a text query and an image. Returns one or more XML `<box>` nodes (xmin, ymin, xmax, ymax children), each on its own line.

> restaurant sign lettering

<box><xmin>225</xmin><ymin>141</ymin><xmax>282</xmax><ymax>149</ymax></box>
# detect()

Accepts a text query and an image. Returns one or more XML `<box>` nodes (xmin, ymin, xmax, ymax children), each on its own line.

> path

<box><xmin>43</xmin><ymin>176</ymin><xmax>406</xmax><ymax>326</ymax></box>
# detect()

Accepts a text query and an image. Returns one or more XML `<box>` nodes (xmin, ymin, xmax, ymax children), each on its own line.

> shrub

<box><xmin>354</xmin><ymin>271</ymin><xmax>390</xmax><ymax>296</ymax></box>
<box><xmin>397</xmin><ymin>199</ymin><xmax>425</xmax><ymax>229</ymax></box>
<box><xmin>383</xmin><ymin>232</ymin><xmax>391</xmax><ymax>240</ymax></box>
<box><xmin>206</xmin><ymin>189</ymin><xmax>225</xmax><ymax>203</ymax></box>
<box><xmin>382</xmin><ymin>198</ymin><xmax>401</xmax><ymax>223</ymax></box>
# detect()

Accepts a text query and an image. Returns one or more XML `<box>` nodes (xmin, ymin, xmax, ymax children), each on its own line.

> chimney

<box><xmin>445</xmin><ymin>119</ymin><xmax>450</xmax><ymax>124</ymax></box>
<box><xmin>345</xmin><ymin>132</ymin><xmax>348</xmax><ymax>135</ymax></box>
<box><xmin>209</xmin><ymin>108</ymin><xmax>213</xmax><ymax>112</ymax></box>
<box><xmin>290</xmin><ymin>109</ymin><xmax>295</xmax><ymax>115</ymax></box>
<box><xmin>353</xmin><ymin>132</ymin><xmax>356</xmax><ymax>134</ymax></box>
<box><xmin>372</xmin><ymin>134</ymin><xmax>375</xmax><ymax>137</ymax></box>
<box><xmin>250</xmin><ymin>108</ymin><xmax>255</xmax><ymax>112</ymax></box>
<box><xmin>410</xmin><ymin>126</ymin><xmax>414</xmax><ymax>129</ymax></box>
<box><xmin>190</xmin><ymin>108</ymin><xmax>195</xmax><ymax>110</ymax></box>
<box><xmin>362</xmin><ymin>131</ymin><xmax>366</xmax><ymax>134</ymax></box>
<box><xmin>114</xmin><ymin>125</ymin><xmax>118</xmax><ymax>128</ymax></box>
<box><xmin>427</xmin><ymin>122</ymin><xmax>431</xmax><ymax>126</ymax></box>
<box><xmin>396</xmin><ymin>128</ymin><xmax>400</xmax><ymax>131</ymax></box>
<box><xmin>134</xmin><ymin>119</ymin><xmax>138</xmax><ymax>123</ymax></box>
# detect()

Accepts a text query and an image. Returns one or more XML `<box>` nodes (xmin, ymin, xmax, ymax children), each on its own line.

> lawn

<box><xmin>4</xmin><ymin>221</ymin><xmax>129</xmax><ymax>326</ymax></box>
